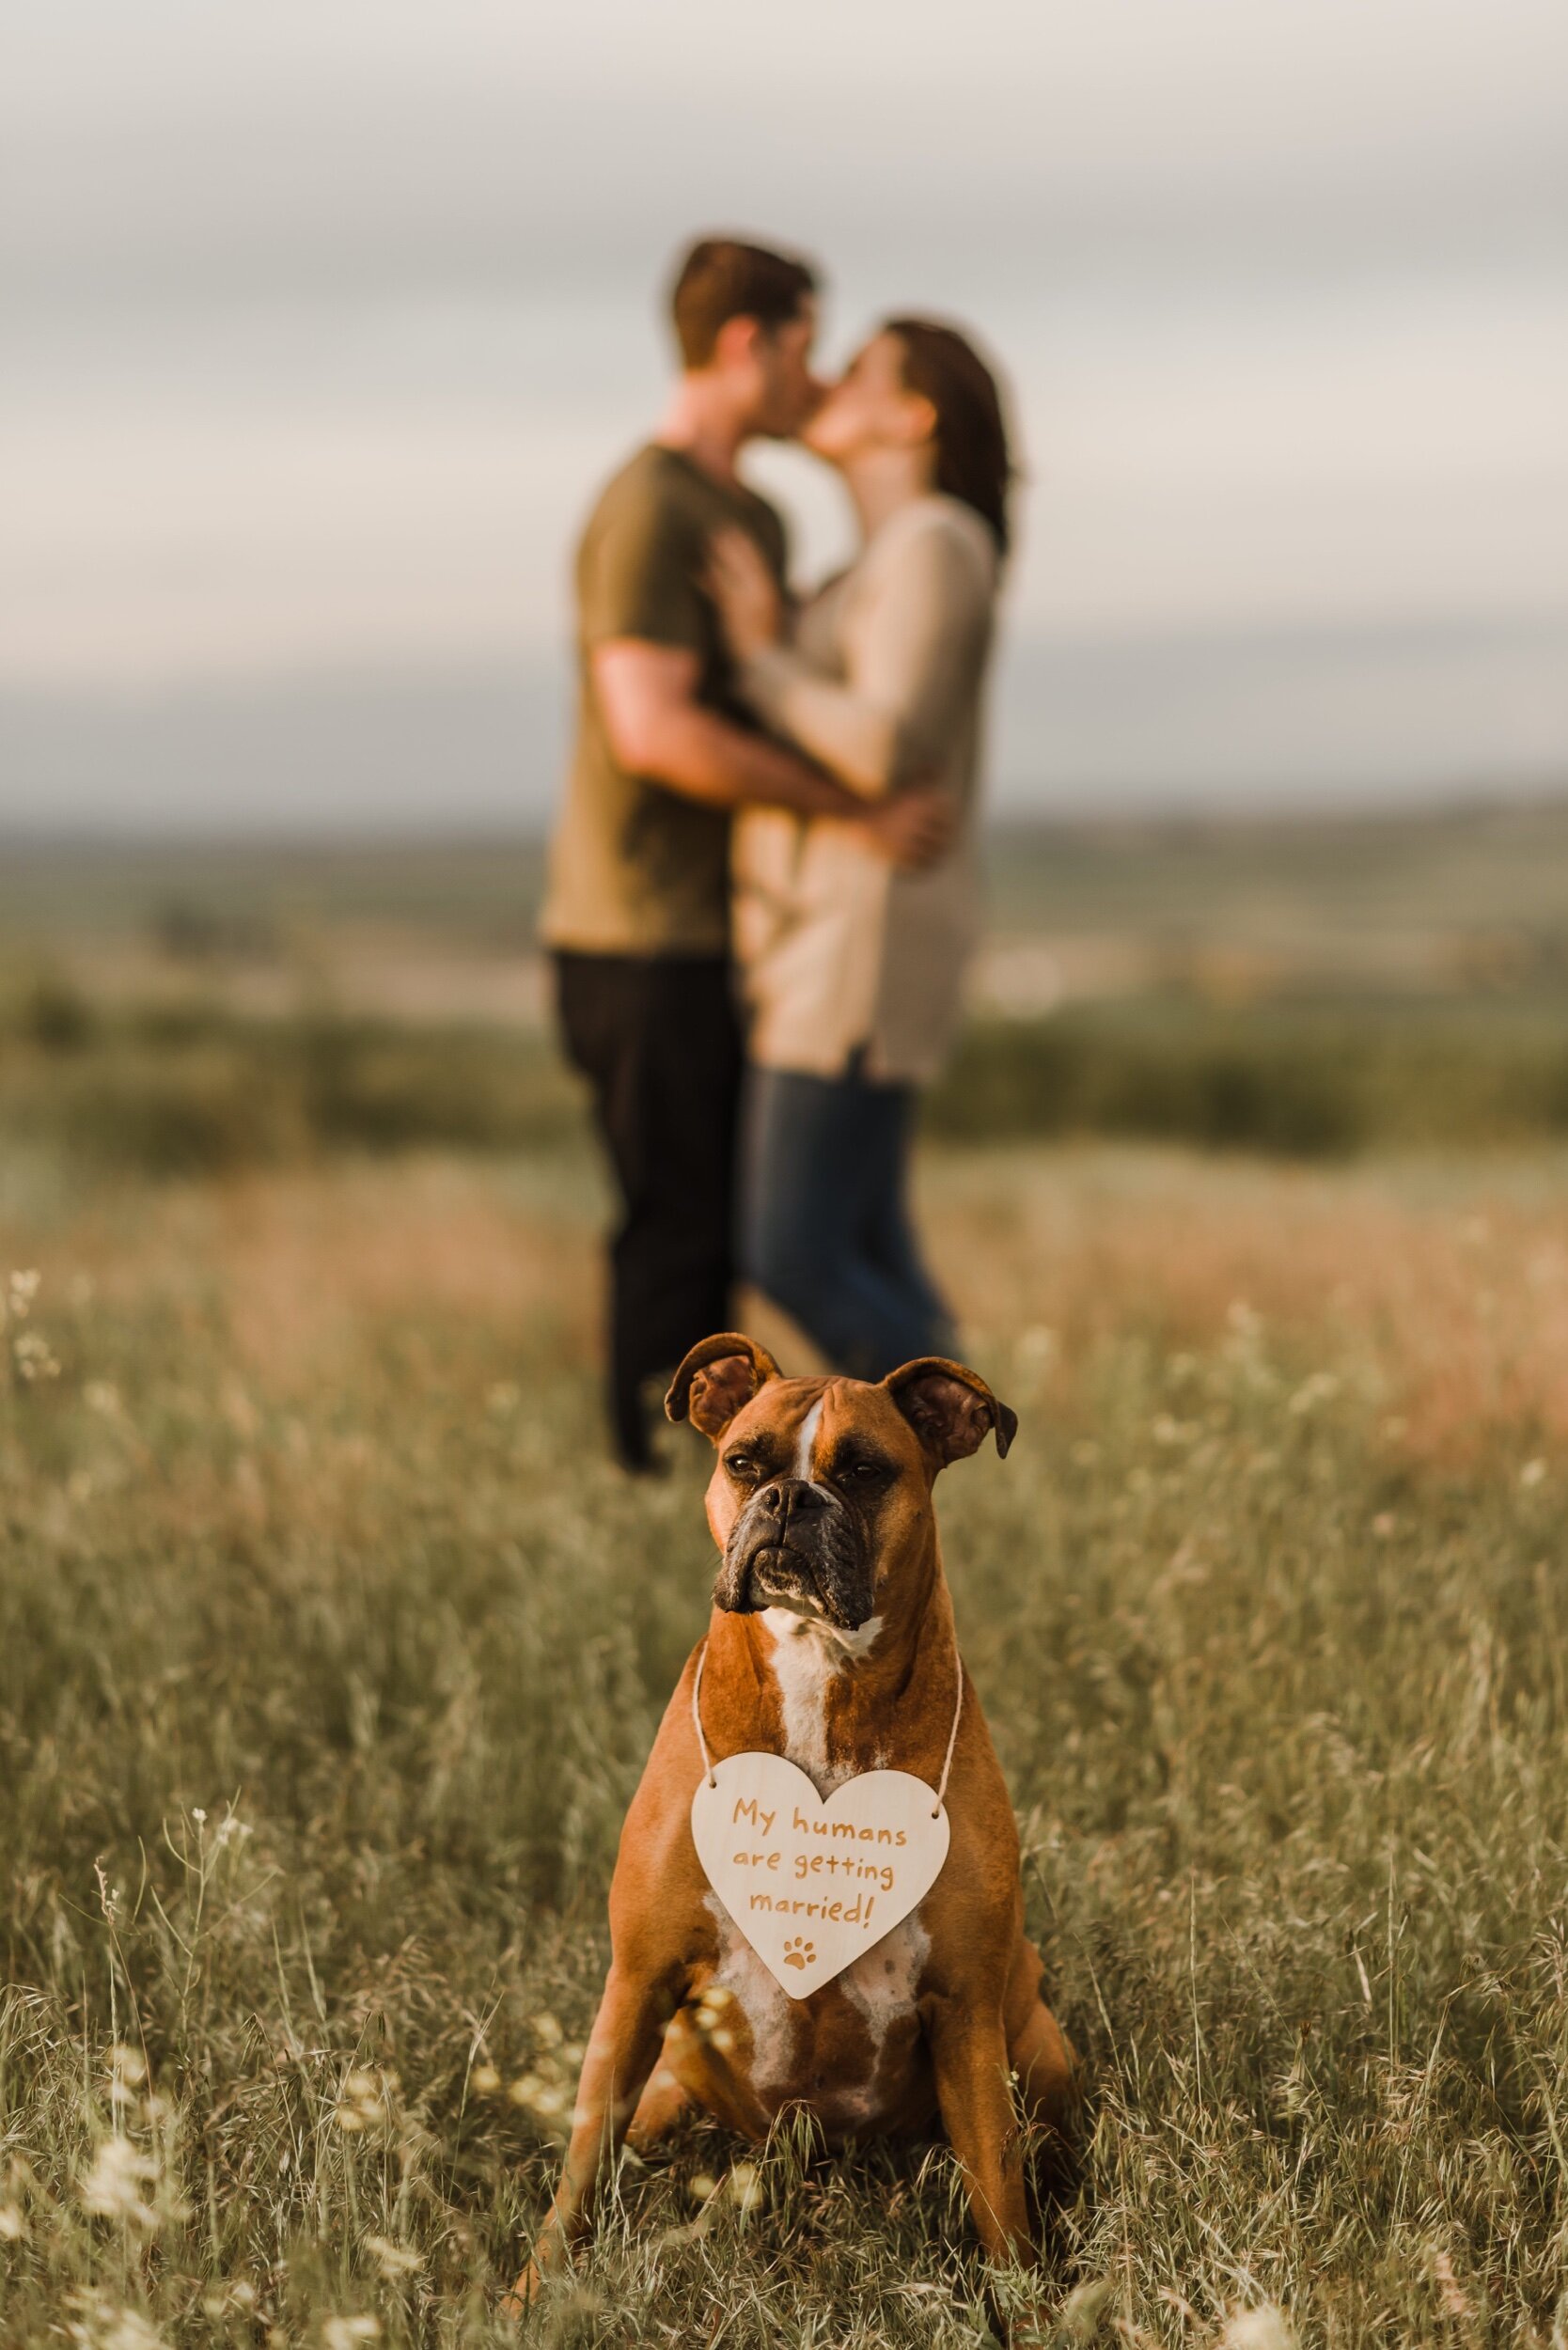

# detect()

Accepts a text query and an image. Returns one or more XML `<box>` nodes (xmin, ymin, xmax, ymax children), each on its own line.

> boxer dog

<box><xmin>511</xmin><ymin>1333</ymin><xmax>1078</xmax><ymax>2311</ymax></box>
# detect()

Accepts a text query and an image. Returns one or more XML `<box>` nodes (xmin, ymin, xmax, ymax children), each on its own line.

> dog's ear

<box><xmin>883</xmin><ymin>1356</ymin><xmax>1017</xmax><ymax>1466</ymax></box>
<box><xmin>666</xmin><ymin>1333</ymin><xmax>783</xmax><ymax>1442</ymax></box>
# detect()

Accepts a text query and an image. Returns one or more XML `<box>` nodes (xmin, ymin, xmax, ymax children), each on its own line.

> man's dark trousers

<box><xmin>555</xmin><ymin>952</ymin><xmax>742</xmax><ymax>1469</ymax></box>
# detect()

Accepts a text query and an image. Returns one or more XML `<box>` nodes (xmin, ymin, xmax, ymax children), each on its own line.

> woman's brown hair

<box><xmin>884</xmin><ymin>317</ymin><xmax>1014</xmax><ymax>556</ymax></box>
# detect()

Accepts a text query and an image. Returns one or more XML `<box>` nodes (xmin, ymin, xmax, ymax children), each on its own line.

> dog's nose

<box><xmin>756</xmin><ymin>1477</ymin><xmax>824</xmax><ymax>1526</ymax></box>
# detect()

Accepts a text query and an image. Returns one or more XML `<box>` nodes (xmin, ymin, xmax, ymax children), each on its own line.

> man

<box><xmin>540</xmin><ymin>235</ymin><xmax>947</xmax><ymax>1470</ymax></box>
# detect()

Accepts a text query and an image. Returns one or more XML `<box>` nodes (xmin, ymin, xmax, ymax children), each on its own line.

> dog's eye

<box><xmin>838</xmin><ymin>1458</ymin><xmax>890</xmax><ymax>1486</ymax></box>
<box><xmin>725</xmin><ymin>1452</ymin><xmax>761</xmax><ymax>1483</ymax></box>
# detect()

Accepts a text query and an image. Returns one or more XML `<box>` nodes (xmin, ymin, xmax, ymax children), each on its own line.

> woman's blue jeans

<box><xmin>738</xmin><ymin>1060</ymin><xmax>955</xmax><ymax>1380</ymax></box>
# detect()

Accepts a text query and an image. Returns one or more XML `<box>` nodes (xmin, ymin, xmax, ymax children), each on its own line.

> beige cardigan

<box><xmin>731</xmin><ymin>494</ymin><xmax>998</xmax><ymax>1083</ymax></box>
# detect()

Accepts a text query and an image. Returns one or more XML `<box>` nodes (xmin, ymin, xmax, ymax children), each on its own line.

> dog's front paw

<box><xmin>499</xmin><ymin>2264</ymin><xmax>541</xmax><ymax>2324</ymax></box>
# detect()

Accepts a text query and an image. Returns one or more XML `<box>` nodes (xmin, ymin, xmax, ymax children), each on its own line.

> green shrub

<box><xmin>15</xmin><ymin>972</ymin><xmax>98</xmax><ymax>1053</ymax></box>
<box><xmin>10</xmin><ymin>990</ymin><xmax>1568</xmax><ymax>1175</ymax></box>
<box><xmin>928</xmin><ymin>1001</ymin><xmax>1568</xmax><ymax>1156</ymax></box>
<box><xmin>0</xmin><ymin>1001</ymin><xmax>583</xmax><ymax>1175</ymax></box>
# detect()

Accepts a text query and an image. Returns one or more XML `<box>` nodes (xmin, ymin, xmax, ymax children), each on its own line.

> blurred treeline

<box><xmin>8</xmin><ymin>803</ymin><xmax>1568</xmax><ymax>1173</ymax></box>
<box><xmin>10</xmin><ymin>982</ymin><xmax>1568</xmax><ymax>1172</ymax></box>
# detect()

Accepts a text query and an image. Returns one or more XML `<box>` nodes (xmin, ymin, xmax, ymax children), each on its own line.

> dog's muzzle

<box><xmin>716</xmin><ymin>1476</ymin><xmax>875</xmax><ymax>1630</ymax></box>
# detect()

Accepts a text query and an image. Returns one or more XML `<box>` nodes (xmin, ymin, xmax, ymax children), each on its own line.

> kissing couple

<box><xmin>540</xmin><ymin>237</ymin><xmax>1014</xmax><ymax>1470</ymax></box>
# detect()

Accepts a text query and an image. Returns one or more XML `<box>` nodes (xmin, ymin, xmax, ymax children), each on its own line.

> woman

<box><xmin>707</xmin><ymin>317</ymin><xmax>1011</xmax><ymax>1379</ymax></box>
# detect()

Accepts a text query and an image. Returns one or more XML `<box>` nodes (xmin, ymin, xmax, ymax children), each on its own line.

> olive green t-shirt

<box><xmin>539</xmin><ymin>444</ymin><xmax>789</xmax><ymax>956</ymax></box>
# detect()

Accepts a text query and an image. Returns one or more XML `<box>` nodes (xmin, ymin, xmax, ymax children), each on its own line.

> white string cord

<box><xmin>933</xmin><ymin>1662</ymin><xmax>964</xmax><ymax>1816</ymax></box>
<box><xmin>692</xmin><ymin>1642</ymin><xmax>717</xmax><ymax>1788</ymax></box>
<box><xmin>691</xmin><ymin>1637</ymin><xmax>964</xmax><ymax>1816</ymax></box>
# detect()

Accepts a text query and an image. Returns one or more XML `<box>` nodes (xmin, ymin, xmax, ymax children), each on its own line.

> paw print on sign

<box><xmin>783</xmin><ymin>1936</ymin><xmax>816</xmax><ymax>1972</ymax></box>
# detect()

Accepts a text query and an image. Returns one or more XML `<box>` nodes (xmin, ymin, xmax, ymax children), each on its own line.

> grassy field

<box><xmin>6</xmin><ymin>1117</ymin><xmax>1568</xmax><ymax>2346</ymax></box>
<box><xmin>6</xmin><ymin>810</ymin><xmax>1568</xmax><ymax>2345</ymax></box>
<box><xmin>11</xmin><ymin>803</ymin><xmax>1568</xmax><ymax>1174</ymax></box>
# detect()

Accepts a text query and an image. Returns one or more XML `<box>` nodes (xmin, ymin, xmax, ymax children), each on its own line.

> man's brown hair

<box><xmin>669</xmin><ymin>237</ymin><xmax>818</xmax><ymax>370</ymax></box>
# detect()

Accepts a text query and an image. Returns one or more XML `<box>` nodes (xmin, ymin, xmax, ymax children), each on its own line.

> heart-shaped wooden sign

<box><xmin>691</xmin><ymin>1752</ymin><xmax>951</xmax><ymax>1998</ymax></box>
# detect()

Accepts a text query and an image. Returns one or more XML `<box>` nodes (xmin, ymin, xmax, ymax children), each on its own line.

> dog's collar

<box><xmin>691</xmin><ymin>1637</ymin><xmax>964</xmax><ymax>1821</ymax></box>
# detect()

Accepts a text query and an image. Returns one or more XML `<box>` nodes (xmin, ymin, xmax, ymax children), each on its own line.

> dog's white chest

<box><xmin>759</xmin><ymin>1604</ymin><xmax>885</xmax><ymax>1791</ymax></box>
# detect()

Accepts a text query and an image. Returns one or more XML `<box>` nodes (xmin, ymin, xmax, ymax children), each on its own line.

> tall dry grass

<box><xmin>4</xmin><ymin>1139</ymin><xmax>1568</xmax><ymax>2345</ymax></box>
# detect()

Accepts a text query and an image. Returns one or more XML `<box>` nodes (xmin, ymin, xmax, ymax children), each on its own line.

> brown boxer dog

<box><xmin>510</xmin><ymin>1332</ymin><xmax>1078</xmax><ymax>2311</ymax></box>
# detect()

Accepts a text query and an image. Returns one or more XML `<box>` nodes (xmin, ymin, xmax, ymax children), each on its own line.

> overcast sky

<box><xmin>3</xmin><ymin>0</ymin><xmax>1566</xmax><ymax>830</ymax></box>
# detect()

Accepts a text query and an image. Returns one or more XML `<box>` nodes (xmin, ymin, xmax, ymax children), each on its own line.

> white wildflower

<box><xmin>1055</xmin><ymin>2279</ymin><xmax>1114</xmax><ymax>2340</ymax></box>
<box><xmin>726</xmin><ymin>2161</ymin><xmax>763</xmax><ymax>2216</ymax></box>
<box><xmin>1215</xmin><ymin>2306</ymin><xmax>1295</xmax><ymax>2350</ymax></box>
<box><xmin>64</xmin><ymin>2293</ymin><xmax>168</xmax><ymax>2350</ymax></box>
<box><xmin>323</xmin><ymin>2320</ymin><xmax>381</xmax><ymax>2350</ymax></box>
<box><xmin>334</xmin><ymin>2067</ymin><xmax>392</xmax><ymax>2135</ymax></box>
<box><xmin>201</xmin><ymin>2283</ymin><xmax>259</xmax><ymax>2320</ymax></box>
<box><xmin>12</xmin><ymin>1330</ymin><xmax>60</xmax><ymax>1381</ymax></box>
<box><xmin>80</xmin><ymin>2137</ymin><xmax>159</xmax><ymax>2230</ymax></box>
<box><xmin>365</xmin><ymin>2233</ymin><xmax>421</xmax><ymax>2276</ymax></box>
